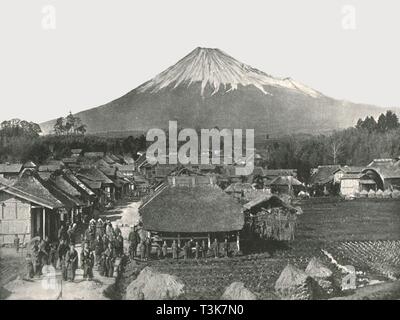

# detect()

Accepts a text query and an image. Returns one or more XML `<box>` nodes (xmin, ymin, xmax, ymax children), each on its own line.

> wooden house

<box><xmin>0</xmin><ymin>163</ymin><xmax>23</xmax><ymax>179</ymax></box>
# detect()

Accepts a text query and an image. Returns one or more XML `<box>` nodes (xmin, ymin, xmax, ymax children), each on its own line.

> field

<box><xmin>118</xmin><ymin>198</ymin><xmax>400</xmax><ymax>299</ymax></box>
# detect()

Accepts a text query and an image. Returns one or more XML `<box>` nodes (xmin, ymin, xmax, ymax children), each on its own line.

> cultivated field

<box><xmin>118</xmin><ymin>198</ymin><xmax>400</xmax><ymax>299</ymax></box>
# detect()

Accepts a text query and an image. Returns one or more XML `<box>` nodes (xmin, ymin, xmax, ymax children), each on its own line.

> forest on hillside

<box><xmin>0</xmin><ymin>110</ymin><xmax>399</xmax><ymax>182</ymax></box>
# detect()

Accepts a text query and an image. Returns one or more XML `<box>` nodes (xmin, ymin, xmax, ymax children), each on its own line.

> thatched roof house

<box><xmin>140</xmin><ymin>183</ymin><xmax>244</xmax><ymax>234</ymax></box>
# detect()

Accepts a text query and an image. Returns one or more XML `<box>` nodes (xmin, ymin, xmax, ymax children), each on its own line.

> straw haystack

<box><xmin>383</xmin><ymin>189</ymin><xmax>392</xmax><ymax>199</ymax></box>
<box><xmin>375</xmin><ymin>189</ymin><xmax>384</xmax><ymax>198</ymax></box>
<box><xmin>125</xmin><ymin>267</ymin><xmax>185</xmax><ymax>300</ymax></box>
<box><xmin>275</xmin><ymin>264</ymin><xmax>314</xmax><ymax>300</ymax></box>
<box><xmin>368</xmin><ymin>189</ymin><xmax>376</xmax><ymax>198</ymax></box>
<box><xmin>221</xmin><ymin>282</ymin><xmax>257</xmax><ymax>300</ymax></box>
<box><xmin>305</xmin><ymin>257</ymin><xmax>334</xmax><ymax>295</ymax></box>
<box><xmin>359</xmin><ymin>190</ymin><xmax>368</xmax><ymax>198</ymax></box>
<box><xmin>392</xmin><ymin>190</ymin><xmax>400</xmax><ymax>199</ymax></box>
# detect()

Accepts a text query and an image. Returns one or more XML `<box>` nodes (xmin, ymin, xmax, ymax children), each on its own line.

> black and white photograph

<box><xmin>0</xmin><ymin>0</ymin><xmax>400</xmax><ymax>308</ymax></box>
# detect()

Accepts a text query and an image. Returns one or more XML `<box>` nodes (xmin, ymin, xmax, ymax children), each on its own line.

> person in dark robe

<box><xmin>25</xmin><ymin>253</ymin><xmax>34</xmax><ymax>279</ymax></box>
<box><xmin>222</xmin><ymin>239</ymin><xmax>229</xmax><ymax>258</ymax></box>
<box><xmin>145</xmin><ymin>238</ymin><xmax>152</xmax><ymax>261</ymax></box>
<box><xmin>128</xmin><ymin>227</ymin><xmax>138</xmax><ymax>259</ymax></box>
<box><xmin>115</xmin><ymin>234</ymin><xmax>124</xmax><ymax>257</ymax></box>
<box><xmin>106</xmin><ymin>223</ymin><xmax>114</xmax><ymax>242</ymax></box>
<box><xmin>114</xmin><ymin>224</ymin><xmax>122</xmax><ymax>238</ymax></box>
<box><xmin>138</xmin><ymin>241</ymin><xmax>145</xmax><ymax>261</ymax></box>
<box><xmin>172</xmin><ymin>240</ymin><xmax>178</xmax><ymax>260</ymax></box>
<box><xmin>162</xmin><ymin>241</ymin><xmax>168</xmax><ymax>258</ymax></box>
<box><xmin>212</xmin><ymin>238</ymin><xmax>219</xmax><ymax>258</ymax></box>
<box><xmin>85</xmin><ymin>225</ymin><xmax>96</xmax><ymax>251</ymax></box>
<box><xmin>182</xmin><ymin>242</ymin><xmax>189</xmax><ymax>260</ymax></box>
<box><xmin>155</xmin><ymin>243</ymin><xmax>162</xmax><ymax>259</ymax></box>
<box><xmin>95</xmin><ymin>235</ymin><xmax>104</xmax><ymax>266</ymax></box>
<box><xmin>202</xmin><ymin>240</ymin><xmax>207</xmax><ymax>258</ymax></box>
<box><xmin>65</xmin><ymin>244</ymin><xmax>78</xmax><ymax>281</ymax></box>
<box><xmin>103</xmin><ymin>243</ymin><xmax>115</xmax><ymax>277</ymax></box>
<box><xmin>48</xmin><ymin>243</ymin><xmax>58</xmax><ymax>268</ymax></box>
<box><xmin>39</xmin><ymin>238</ymin><xmax>49</xmax><ymax>266</ymax></box>
<box><xmin>80</xmin><ymin>242</ymin><xmax>95</xmax><ymax>280</ymax></box>
<box><xmin>31</xmin><ymin>242</ymin><xmax>41</xmax><ymax>276</ymax></box>
<box><xmin>102</xmin><ymin>234</ymin><xmax>109</xmax><ymax>249</ymax></box>
<box><xmin>195</xmin><ymin>241</ymin><xmax>201</xmax><ymax>259</ymax></box>
<box><xmin>96</xmin><ymin>218</ymin><xmax>104</xmax><ymax>238</ymax></box>
<box><xmin>58</xmin><ymin>225</ymin><xmax>68</xmax><ymax>243</ymax></box>
<box><xmin>14</xmin><ymin>234</ymin><xmax>20</xmax><ymax>253</ymax></box>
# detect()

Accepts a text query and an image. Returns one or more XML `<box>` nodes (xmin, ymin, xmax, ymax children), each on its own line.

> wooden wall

<box><xmin>0</xmin><ymin>192</ymin><xmax>31</xmax><ymax>245</ymax></box>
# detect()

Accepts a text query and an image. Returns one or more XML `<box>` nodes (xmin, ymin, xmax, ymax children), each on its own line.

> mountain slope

<box><xmin>40</xmin><ymin>47</ymin><xmax>390</xmax><ymax>136</ymax></box>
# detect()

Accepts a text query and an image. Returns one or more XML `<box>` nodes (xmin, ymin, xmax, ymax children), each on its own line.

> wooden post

<box><xmin>236</xmin><ymin>231</ymin><xmax>240</xmax><ymax>252</ymax></box>
<box><xmin>42</xmin><ymin>208</ymin><xmax>46</xmax><ymax>239</ymax></box>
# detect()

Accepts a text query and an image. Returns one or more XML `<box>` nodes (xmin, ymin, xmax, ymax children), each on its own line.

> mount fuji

<box><xmin>40</xmin><ymin>47</ymin><xmax>387</xmax><ymax>136</ymax></box>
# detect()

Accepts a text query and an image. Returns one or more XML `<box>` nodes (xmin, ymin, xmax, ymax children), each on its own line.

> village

<box><xmin>0</xmin><ymin>146</ymin><xmax>399</xmax><ymax>300</ymax></box>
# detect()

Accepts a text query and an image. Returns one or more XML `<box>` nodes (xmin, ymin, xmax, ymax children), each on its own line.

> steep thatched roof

<box><xmin>225</xmin><ymin>182</ymin><xmax>255</xmax><ymax>193</ymax></box>
<box><xmin>270</xmin><ymin>176</ymin><xmax>302</xmax><ymax>186</ymax></box>
<box><xmin>309</xmin><ymin>165</ymin><xmax>341</xmax><ymax>185</ymax></box>
<box><xmin>140</xmin><ymin>184</ymin><xmax>244</xmax><ymax>233</ymax></box>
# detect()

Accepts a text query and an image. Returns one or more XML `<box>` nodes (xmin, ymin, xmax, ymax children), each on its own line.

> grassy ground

<box><xmin>118</xmin><ymin>198</ymin><xmax>400</xmax><ymax>299</ymax></box>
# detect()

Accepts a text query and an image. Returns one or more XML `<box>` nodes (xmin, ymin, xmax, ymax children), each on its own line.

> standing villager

<box><xmin>128</xmin><ymin>227</ymin><xmax>138</xmax><ymax>259</ymax></box>
<box><xmin>104</xmin><ymin>243</ymin><xmax>115</xmax><ymax>277</ymax></box>
<box><xmin>115</xmin><ymin>234</ymin><xmax>124</xmax><ymax>257</ymax></box>
<box><xmin>57</xmin><ymin>239</ymin><xmax>68</xmax><ymax>280</ymax></box>
<box><xmin>31</xmin><ymin>242</ymin><xmax>41</xmax><ymax>276</ymax></box>
<box><xmin>195</xmin><ymin>241</ymin><xmax>201</xmax><ymax>259</ymax></box>
<box><xmin>138</xmin><ymin>241</ymin><xmax>145</xmax><ymax>261</ymax></box>
<box><xmin>114</xmin><ymin>224</ymin><xmax>122</xmax><ymax>238</ymax></box>
<box><xmin>106</xmin><ymin>223</ymin><xmax>114</xmax><ymax>242</ymax></box>
<box><xmin>156</xmin><ymin>243</ymin><xmax>162</xmax><ymax>259</ymax></box>
<box><xmin>94</xmin><ymin>235</ymin><xmax>104</xmax><ymax>265</ymax></box>
<box><xmin>212</xmin><ymin>238</ymin><xmax>219</xmax><ymax>258</ymax></box>
<box><xmin>48</xmin><ymin>243</ymin><xmax>58</xmax><ymax>268</ymax></box>
<box><xmin>81</xmin><ymin>242</ymin><xmax>95</xmax><ymax>280</ymax></box>
<box><xmin>25</xmin><ymin>253</ymin><xmax>34</xmax><ymax>279</ymax></box>
<box><xmin>162</xmin><ymin>241</ymin><xmax>168</xmax><ymax>258</ymax></box>
<box><xmin>65</xmin><ymin>244</ymin><xmax>78</xmax><ymax>281</ymax></box>
<box><xmin>96</xmin><ymin>218</ymin><xmax>104</xmax><ymax>238</ymax></box>
<box><xmin>58</xmin><ymin>225</ymin><xmax>68</xmax><ymax>243</ymax></box>
<box><xmin>39</xmin><ymin>238</ymin><xmax>49</xmax><ymax>266</ymax></box>
<box><xmin>145</xmin><ymin>238</ymin><xmax>152</xmax><ymax>261</ymax></box>
<box><xmin>14</xmin><ymin>234</ymin><xmax>20</xmax><ymax>253</ymax></box>
<box><xmin>85</xmin><ymin>224</ymin><xmax>96</xmax><ymax>251</ymax></box>
<box><xmin>202</xmin><ymin>240</ymin><xmax>207</xmax><ymax>258</ymax></box>
<box><xmin>172</xmin><ymin>240</ymin><xmax>178</xmax><ymax>260</ymax></box>
<box><xmin>102</xmin><ymin>234</ymin><xmax>109</xmax><ymax>249</ymax></box>
<box><xmin>182</xmin><ymin>242</ymin><xmax>189</xmax><ymax>260</ymax></box>
<box><xmin>222</xmin><ymin>239</ymin><xmax>229</xmax><ymax>258</ymax></box>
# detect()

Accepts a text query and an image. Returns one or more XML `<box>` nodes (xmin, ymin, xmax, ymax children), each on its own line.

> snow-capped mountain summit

<box><xmin>40</xmin><ymin>47</ymin><xmax>384</xmax><ymax>136</ymax></box>
<box><xmin>138</xmin><ymin>47</ymin><xmax>321</xmax><ymax>97</ymax></box>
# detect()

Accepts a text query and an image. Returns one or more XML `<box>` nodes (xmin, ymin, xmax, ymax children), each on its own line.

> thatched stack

<box><xmin>275</xmin><ymin>264</ymin><xmax>314</xmax><ymax>300</ymax></box>
<box><xmin>221</xmin><ymin>282</ymin><xmax>257</xmax><ymax>300</ymax></box>
<box><xmin>375</xmin><ymin>189</ymin><xmax>384</xmax><ymax>198</ymax></box>
<box><xmin>383</xmin><ymin>189</ymin><xmax>392</xmax><ymax>199</ymax></box>
<box><xmin>305</xmin><ymin>257</ymin><xmax>334</xmax><ymax>296</ymax></box>
<box><xmin>359</xmin><ymin>190</ymin><xmax>368</xmax><ymax>198</ymax></box>
<box><xmin>392</xmin><ymin>190</ymin><xmax>400</xmax><ymax>199</ymax></box>
<box><xmin>368</xmin><ymin>189</ymin><xmax>376</xmax><ymax>198</ymax></box>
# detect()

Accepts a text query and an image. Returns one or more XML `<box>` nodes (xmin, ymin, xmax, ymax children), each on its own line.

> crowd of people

<box><xmin>25</xmin><ymin>218</ymin><xmax>125</xmax><ymax>282</ymax></box>
<box><xmin>127</xmin><ymin>227</ymin><xmax>231</xmax><ymax>261</ymax></box>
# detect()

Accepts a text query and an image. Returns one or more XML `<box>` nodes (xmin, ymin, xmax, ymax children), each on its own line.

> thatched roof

<box><xmin>270</xmin><ymin>176</ymin><xmax>302</xmax><ymax>186</ymax></box>
<box><xmin>0</xmin><ymin>163</ymin><xmax>23</xmax><ymax>174</ymax></box>
<box><xmin>225</xmin><ymin>182</ymin><xmax>255</xmax><ymax>193</ymax></box>
<box><xmin>140</xmin><ymin>184</ymin><xmax>244</xmax><ymax>233</ymax></box>
<box><xmin>309</xmin><ymin>165</ymin><xmax>341</xmax><ymax>185</ymax></box>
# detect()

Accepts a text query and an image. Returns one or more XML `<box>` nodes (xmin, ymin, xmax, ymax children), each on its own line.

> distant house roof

<box><xmin>364</xmin><ymin>159</ymin><xmax>400</xmax><ymax>180</ymax></box>
<box><xmin>225</xmin><ymin>182</ymin><xmax>255</xmax><ymax>193</ymax></box>
<box><xmin>39</xmin><ymin>164</ymin><xmax>62</xmax><ymax>172</ymax></box>
<box><xmin>263</xmin><ymin>169</ymin><xmax>297</xmax><ymax>177</ymax></box>
<box><xmin>342</xmin><ymin>166</ymin><xmax>364</xmax><ymax>174</ymax></box>
<box><xmin>270</xmin><ymin>176</ymin><xmax>302</xmax><ymax>186</ymax></box>
<box><xmin>123</xmin><ymin>156</ymin><xmax>135</xmax><ymax>165</ymax></box>
<box><xmin>119</xmin><ymin>164</ymin><xmax>135</xmax><ymax>172</ymax></box>
<box><xmin>0</xmin><ymin>163</ymin><xmax>23</xmax><ymax>174</ymax></box>
<box><xmin>71</xmin><ymin>149</ymin><xmax>82</xmax><ymax>154</ymax></box>
<box><xmin>140</xmin><ymin>184</ymin><xmax>244</xmax><ymax>233</ymax></box>
<box><xmin>341</xmin><ymin>173</ymin><xmax>376</xmax><ymax>184</ymax></box>
<box><xmin>23</xmin><ymin>161</ymin><xmax>37</xmax><ymax>169</ymax></box>
<box><xmin>62</xmin><ymin>157</ymin><xmax>78</xmax><ymax>164</ymax></box>
<box><xmin>63</xmin><ymin>171</ymin><xmax>96</xmax><ymax>196</ymax></box>
<box><xmin>154</xmin><ymin>165</ymin><xmax>178</xmax><ymax>178</ymax></box>
<box><xmin>0</xmin><ymin>169</ymin><xmax>64</xmax><ymax>209</ymax></box>
<box><xmin>76</xmin><ymin>167</ymin><xmax>114</xmax><ymax>185</ymax></box>
<box><xmin>84</xmin><ymin>152</ymin><xmax>105</xmax><ymax>158</ymax></box>
<box><xmin>109</xmin><ymin>154</ymin><xmax>121</xmax><ymax>162</ymax></box>
<box><xmin>103</xmin><ymin>155</ymin><xmax>115</xmax><ymax>164</ymax></box>
<box><xmin>309</xmin><ymin>165</ymin><xmax>342</xmax><ymax>185</ymax></box>
<box><xmin>243</xmin><ymin>194</ymin><xmax>294</xmax><ymax>211</ymax></box>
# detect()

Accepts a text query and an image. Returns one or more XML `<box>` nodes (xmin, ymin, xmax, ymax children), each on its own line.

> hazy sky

<box><xmin>0</xmin><ymin>0</ymin><xmax>399</xmax><ymax>123</ymax></box>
